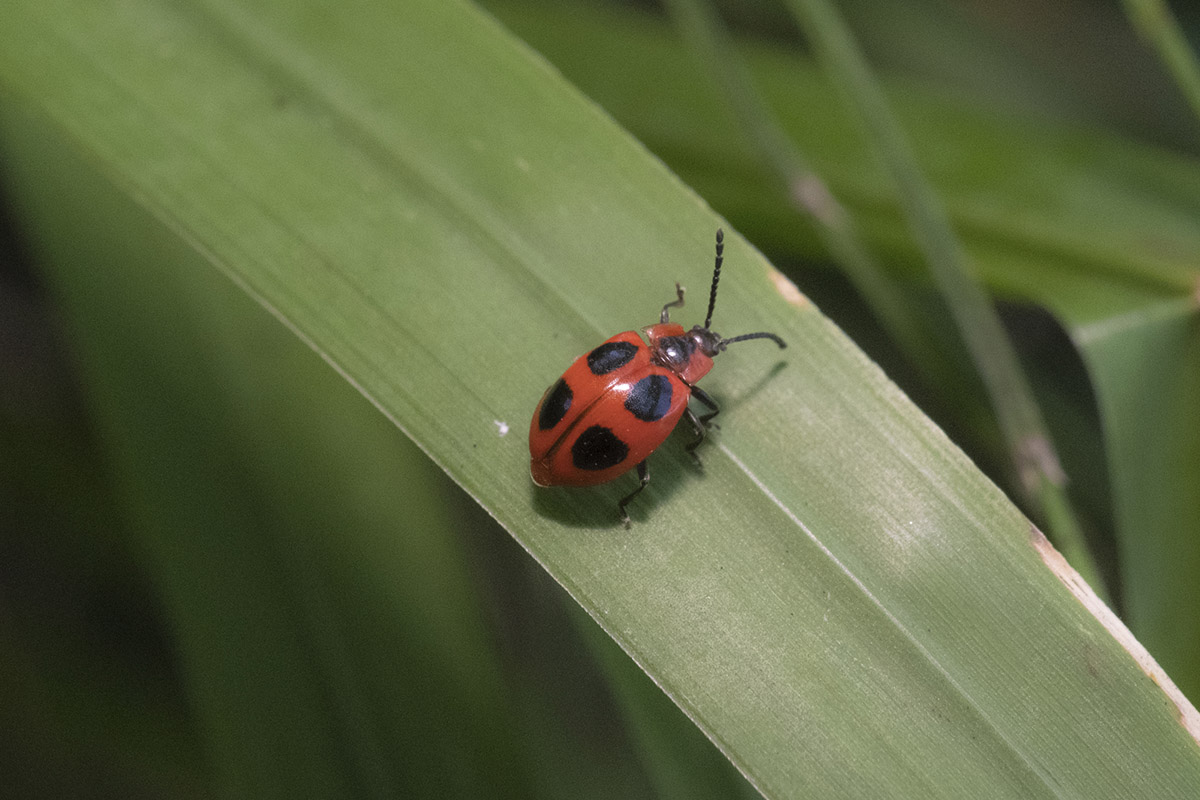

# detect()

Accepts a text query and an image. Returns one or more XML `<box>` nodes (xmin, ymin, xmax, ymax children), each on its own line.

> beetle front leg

<box><xmin>660</xmin><ymin>283</ymin><xmax>685</xmax><ymax>323</ymax></box>
<box><xmin>618</xmin><ymin>460</ymin><xmax>650</xmax><ymax>528</ymax></box>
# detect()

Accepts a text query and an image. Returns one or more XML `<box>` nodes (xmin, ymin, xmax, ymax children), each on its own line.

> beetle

<box><xmin>528</xmin><ymin>229</ymin><xmax>786</xmax><ymax>526</ymax></box>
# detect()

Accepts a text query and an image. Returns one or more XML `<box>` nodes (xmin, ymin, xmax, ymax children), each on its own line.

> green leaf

<box><xmin>2</xmin><ymin>0</ymin><xmax>1198</xmax><ymax>798</ymax></box>
<box><xmin>486</xmin><ymin>0</ymin><xmax>1200</xmax><ymax>704</ymax></box>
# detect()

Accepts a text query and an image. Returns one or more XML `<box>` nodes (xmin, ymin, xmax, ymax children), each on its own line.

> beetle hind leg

<box><xmin>618</xmin><ymin>461</ymin><xmax>650</xmax><ymax>528</ymax></box>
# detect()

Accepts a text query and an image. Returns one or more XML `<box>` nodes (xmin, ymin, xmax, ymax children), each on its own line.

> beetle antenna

<box><xmin>722</xmin><ymin>331</ymin><xmax>787</xmax><ymax>349</ymax></box>
<box><xmin>703</xmin><ymin>229</ymin><xmax>723</xmax><ymax>330</ymax></box>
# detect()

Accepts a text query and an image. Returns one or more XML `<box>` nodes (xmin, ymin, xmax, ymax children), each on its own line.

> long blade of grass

<box><xmin>484</xmin><ymin>0</ymin><xmax>1200</xmax><ymax>708</ymax></box>
<box><xmin>778</xmin><ymin>0</ymin><xmax>1105</xmax><ymax>594</ymax></box>
<box><xmin>2</xmin><ymin>0</ymin><xmax>1199</xmax><ymax>797</ymax></box>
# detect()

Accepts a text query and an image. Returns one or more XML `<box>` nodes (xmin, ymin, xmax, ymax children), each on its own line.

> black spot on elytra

<box><xmin>538</xmin><ymin>378</ymin><xmax>572</xmax><ymax>430</ymax></box>
<box><xmin>587</xmin><ymin>341</ymin><xmax>637</xmax><ymax>375</ymax></box>
<box><xmin>625</xmin><ymin>374</ymin><xmax>673</xmax><ymax>422</ymax></box>
<box><xmin>571</xmin><ymin>425</ymin><xmax>629</xmax><ymax>471</ymax></box>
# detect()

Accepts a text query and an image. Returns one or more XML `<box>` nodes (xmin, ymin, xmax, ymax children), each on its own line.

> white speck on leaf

<box><xmin>494</xmin><ymin>420</ymin><xmax>510</xmax><ymax>437</ymax></box>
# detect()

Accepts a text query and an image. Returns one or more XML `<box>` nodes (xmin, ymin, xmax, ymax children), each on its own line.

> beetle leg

<box><xmin>660</xmin><ymin>283</ymin><xmax>685</xmax><ymax>323</ymax></box>
<box><xmin>685</xmin><ymin>386</ymin><xmax>721</xmax><ymax>464</ymax></box>
<box><xmin>618</xmin><ymin>460</ymin><xmax>650</xmax><ymax>528</ymax></box>
<box><xmin>690</xmin><ymin>385</ymin><xmax>721</xmax><ymax>427</ymax></box>
<box><xmin>683</xmin><ymin>408</ymin><xmax>706</xmax><ymax>465</ymax></box>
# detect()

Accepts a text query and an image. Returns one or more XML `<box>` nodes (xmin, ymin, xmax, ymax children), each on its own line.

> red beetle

<box><xmin>529</xmin><ymin>229</ymin><xmax>786</xmax><ymax>526</ymax></box>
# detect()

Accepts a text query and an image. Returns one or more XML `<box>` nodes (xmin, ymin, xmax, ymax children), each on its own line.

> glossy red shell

<box><xmin>529</xmin><ymin>330</ymin><xmax>691</xmax><ymax>487</ymax></box>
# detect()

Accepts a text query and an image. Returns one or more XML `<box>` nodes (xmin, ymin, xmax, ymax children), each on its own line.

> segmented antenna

<box><xmin>722</xmin><ymin>331</ymin><xmax>787</xmax><ymax>349</ymax></box>
<box><xmin>703</xmin><ymin>229</ymin><xmax>724</xmax><ymax>330</ymax></box>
